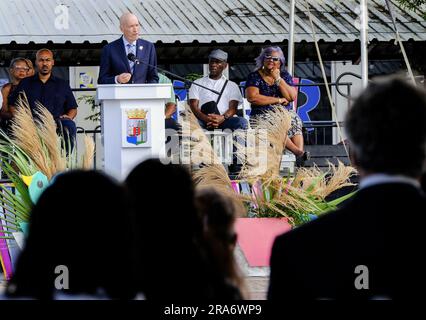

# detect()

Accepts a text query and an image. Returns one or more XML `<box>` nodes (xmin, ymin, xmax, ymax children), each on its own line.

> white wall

<box><xmin>331</xmin><ymin>61</ymin><xmax>363</xmax><ymax>144</ymax></box>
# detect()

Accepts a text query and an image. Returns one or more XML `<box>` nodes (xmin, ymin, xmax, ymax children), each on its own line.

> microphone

<box><xmin>127</xmin><ymin>53</ymin><xmax>140</xmax><ymax>65</ymax></box>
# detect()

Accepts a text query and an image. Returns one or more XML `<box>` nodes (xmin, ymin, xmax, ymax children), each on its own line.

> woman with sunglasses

<box><xmin>245</xmin><ymin>46</ymin><xmax>308</xmax><ymax>161</ymax></box>
<box><xmin>1</xmin><ymin>57</ymin><xmax>33</xmax><ymax>133</ymax></box>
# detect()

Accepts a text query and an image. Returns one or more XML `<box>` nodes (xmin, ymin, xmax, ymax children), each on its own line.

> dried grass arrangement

<box><xmin>235</xmin><ymin>161</ymin><xmax>357</xmax><ymax>226</ymax></box>
<box><xmin>234</xmin><ymin>106</ymin><xmax>292</xmax><ymax>181</ymax></box>
<box><xmin>177</xmin><ymin>105</ymin><xmax>357</xmax><ymax>227</ymax></box>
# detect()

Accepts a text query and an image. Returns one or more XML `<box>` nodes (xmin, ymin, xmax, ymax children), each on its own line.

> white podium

<box><xmin>97</xmin><ymin>84</ymin><xmax>171</xmax><ymax>180</ymax></box>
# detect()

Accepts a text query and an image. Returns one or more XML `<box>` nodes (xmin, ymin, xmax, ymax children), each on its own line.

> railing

<box><xmin>76</xmin><ymin>126</ymin><xmax>101</xmax><ymax>169</ymax></box>
<box><xmin>303</xmin><ymin>121</ymin><xmax>345</xmax><ymax>145</ymax></box>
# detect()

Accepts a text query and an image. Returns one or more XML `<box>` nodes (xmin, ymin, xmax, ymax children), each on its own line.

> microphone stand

<box><xmin>130</xmin><ymin>62</ymin><xmax>137</xmax><ymax>84</ymax></box>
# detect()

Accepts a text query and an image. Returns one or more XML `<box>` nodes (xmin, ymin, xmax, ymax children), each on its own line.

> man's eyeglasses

<box><xmin>265</xmin><ymin>56</ymin><xmax>280</xmax><ymax>62</ymax></box>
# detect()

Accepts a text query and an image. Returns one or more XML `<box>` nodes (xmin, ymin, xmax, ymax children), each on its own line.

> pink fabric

<box><xmin>231</xmin><ymin>181</ymin><xmax>240</xmax><ymax>194</ymax></box>
<box><xmin>0</xmin><ymin>228</ymin><xmax>12</xmax><ymax>280</ymax></box>
<box><xmin>235</xmin><ymin>218</ymin><xmax>292</xmax><ymax>267</ymax></box>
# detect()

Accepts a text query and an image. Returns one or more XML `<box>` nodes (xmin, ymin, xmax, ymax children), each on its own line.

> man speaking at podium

<box><xmin>98</xmin><ymin>12</ymin><xmax>159</xmax><ymax>85</ymax></box>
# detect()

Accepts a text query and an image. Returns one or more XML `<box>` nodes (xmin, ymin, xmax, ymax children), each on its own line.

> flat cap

<box><xmin>208</xmin><ymin>49</ymin><xmax>228</xmax><ymax>62</ymax></box>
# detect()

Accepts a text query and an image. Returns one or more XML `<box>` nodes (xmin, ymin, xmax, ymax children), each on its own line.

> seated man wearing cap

<box><xmin>189</xmin><ymin>49</ymin><xmax>247</xmax><ymax>132</ymax></box>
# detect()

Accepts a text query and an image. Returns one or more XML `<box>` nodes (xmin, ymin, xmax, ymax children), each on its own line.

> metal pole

<box><xmin>384</xmin><ymin>0</ymin><xmax>416</xmax><ymax>85</ymax></box>
<box><xmin>288</xmin><ymin>0</ymin><xmax>296</xmax><ymax>76</ymax></box>
<box><xmin>360</xmin><ymin>0</ymin><xmax>369</xmax><ymax>88</ymax></box>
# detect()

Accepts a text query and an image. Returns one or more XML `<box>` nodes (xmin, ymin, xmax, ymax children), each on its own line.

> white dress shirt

<box><xmin>359</xmin><ymin>173</ymin><xmax>421</xmax><ymax>190</ymax></box>
<box><xmin>188</xmin><ymin>74</ymin><xmax>243</xmax><ymax>115</ymax></box>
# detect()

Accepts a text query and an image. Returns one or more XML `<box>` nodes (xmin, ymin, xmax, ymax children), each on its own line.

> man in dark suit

<box><xmin>98</xmin><ymin>12</ymin><xmax>158</xmax><ymax>85</ymax></box>
<box><xmin>268</xmin><ymin>78</ymin><xmax>426</xmax><ymax>300</ymax></box>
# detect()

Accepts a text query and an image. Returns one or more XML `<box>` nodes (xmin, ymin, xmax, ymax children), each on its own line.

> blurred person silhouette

<box><xmin>5</xmin><ymin>170</ymin><xmax>137</xmax><ymax>300</ymax></box>
<box><xmin>268</xmin><ymin>77</ymin><xmax>426</xmax><ymax>300</ymax></box>
<box><xmin>195</xmin><ymin>187</ymin><xmax>245</xmax><ymax>300</ymax></box>
<box><xmin>125</xmin><ymin>159</ymin><xmax>221</xmax><ymax>300</ymax></box>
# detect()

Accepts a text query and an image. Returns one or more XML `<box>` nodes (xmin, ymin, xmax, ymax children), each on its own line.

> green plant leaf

<box><xmin>0</xmin><ymin>229</ymin><xmax>14</xmax><ymax>234</ymax></box>
<box><xmin>326</xmin><ymin>191</ymin><xmax>357</xmax><ymax>208</ymax></box>
<box><xmin>1</xmin><ymin>162</ymin><xmax>32</xmax><ymax>212</ymax></box>
<box><xmin>0</xmin><ymin>186</ymin><xmax>31</xmax><ymax>217</ymax></box>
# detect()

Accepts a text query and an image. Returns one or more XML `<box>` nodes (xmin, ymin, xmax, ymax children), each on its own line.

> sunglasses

<box><xmin>14</xmin><ymin>67</ymin><xmax>30</xmax><ymax>71</ymax></box>
<box><xmin>265</xmin><ymin>55</ymin><xmax>281</xmax><ymax>62</ymax></box>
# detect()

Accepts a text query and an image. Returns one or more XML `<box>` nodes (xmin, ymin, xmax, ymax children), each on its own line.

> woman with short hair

<box><xmin>245</xmin><ymin>46</ymin><xmax>308</xmax><ymax>160</ymax></box>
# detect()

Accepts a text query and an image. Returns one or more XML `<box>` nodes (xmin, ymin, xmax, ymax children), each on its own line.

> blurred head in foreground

<box><xmin>345</xmin><ymin>77</ymin><xmax>426</xmax><ymax>179</ymax></box>
<box><xmin>7</xmin><ymin>170</ymin><xmax>135</xmax><ymax>299</ymax></box>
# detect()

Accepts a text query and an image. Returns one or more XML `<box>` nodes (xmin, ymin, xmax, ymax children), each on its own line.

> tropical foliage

<box><xmin>77</xmin><ymin>94</ymin><xmax>100</xmax><ymax>122</ymax></box>
<box><xmin>234</xmin><ymin>163</ymin><xmax>357</xmax><ymax>226</ymax></box>
<box><xmin>395</xmin><ymin>0</ymin><xmax>426</xmax><ymax>19</ymax></box>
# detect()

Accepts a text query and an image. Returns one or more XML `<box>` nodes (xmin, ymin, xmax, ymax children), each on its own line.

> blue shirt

<box><xmin>359</xmin><ymin>174</ymin><xmax>421</xmax><ymax>191</ymax></box>
<box><xmin>245</xmin><ymin>69</ymin><xmax>294</xmax><ymax>117</ymax></box>
<box><xmin>9</xmin><ymin>74</ymin><xmax>77</xmax><ymax>120</ymax></box>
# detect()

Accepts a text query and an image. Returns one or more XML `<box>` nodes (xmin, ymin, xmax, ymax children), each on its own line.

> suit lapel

<box><xmin>118</xmin><ymin>36</ymin><xmax>131</xmax><ymax>73</ymax></box>
<box><xmin>136</xmin><ymin>39</ymin><xmax>144</xmax><ymax>62</ymax></box>
<box><xmin>133</xmin><ymin>39</ymin><xmax>145</xmax><ymax>80</ymax></box>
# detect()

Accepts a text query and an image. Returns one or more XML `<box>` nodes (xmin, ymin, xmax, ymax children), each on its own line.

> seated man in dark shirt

<box><xmin>7</xmin><ymin>48</ymin><xmax>78</xmax><ymax>150</ymax></box>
